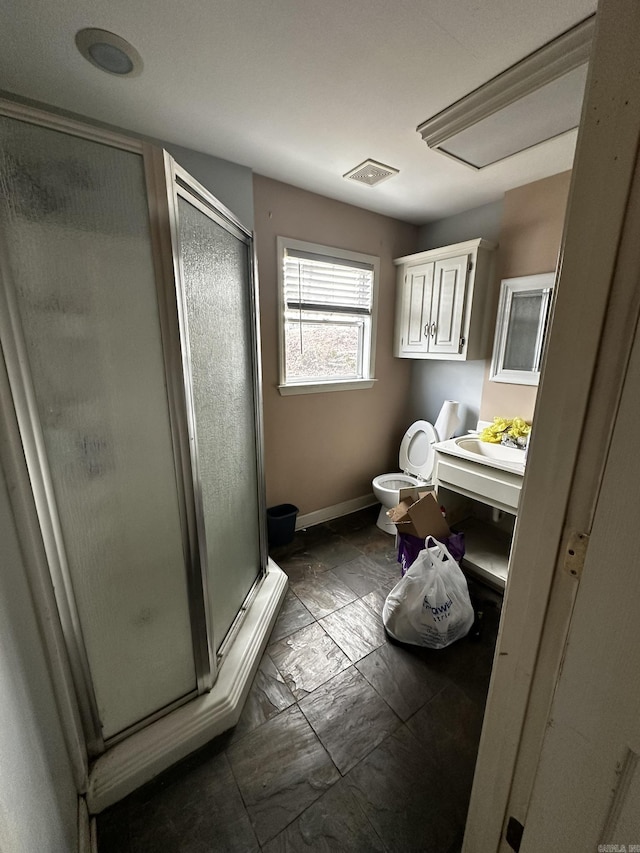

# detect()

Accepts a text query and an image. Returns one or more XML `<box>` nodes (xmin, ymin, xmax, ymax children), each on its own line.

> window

<box><xmin>277</xmin><ymin>237</ymin><xmax>379</xmax><ymax>395</ymax></box>
<box><xmin>489</xmin><ymin>273</ymin><xmax>554</xmax><ymax>385</ymax></box>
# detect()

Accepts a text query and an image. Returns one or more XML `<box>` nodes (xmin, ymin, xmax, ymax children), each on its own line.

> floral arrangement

<box><xmin>480</xmin><ymin>417</ymin><xmax>531</xmax><ymax>446</ymax></box>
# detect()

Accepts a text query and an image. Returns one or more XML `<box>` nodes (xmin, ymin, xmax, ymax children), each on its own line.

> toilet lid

<box><xmin>399</xmin><ymin>420</ymin><xmax>438</xmax><ymax>480</ymax></box>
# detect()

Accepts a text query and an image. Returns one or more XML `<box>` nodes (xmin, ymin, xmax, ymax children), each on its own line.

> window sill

<box><xmin>278</xmin><ymin>379</ymin><xmax>377</xmax><ymax>396</ymax></box>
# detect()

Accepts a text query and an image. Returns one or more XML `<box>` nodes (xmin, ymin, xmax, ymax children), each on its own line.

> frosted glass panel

<box><xmin>0</xmin><ymin>117</ymin><xmax>196</xmax><ymax>739</ymax></box>
<box><xmin>178</xmin><ymin>196</ymin><xmax>261</xmax><ymax>651</ymax></box>
<box><xmin>504</xmin><ymin>293</ymin><xmax>544</xmax><ymax>371</ymax></box>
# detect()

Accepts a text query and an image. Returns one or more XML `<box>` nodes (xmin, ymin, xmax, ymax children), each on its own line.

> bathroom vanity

<box><xmin>432</xmin><ymin>436</ymin><xmax>526</xmax><ymax>589</ymax></box>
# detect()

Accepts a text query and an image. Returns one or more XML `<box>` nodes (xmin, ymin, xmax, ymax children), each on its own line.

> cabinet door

<box><xmin>398</xmin><ymin>262</ymin><xmax>434</xmax><ymax>354</ymax></box>
<box><xmin>430</xmin><ymin>254</ymin><xmax>468</xmax><ymax>354</ymax></box>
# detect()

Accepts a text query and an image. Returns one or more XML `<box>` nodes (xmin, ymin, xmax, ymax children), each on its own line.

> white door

<box><xmin>399</xmin><ymin>262</ymin><xmax>433</xmax><ymax>355</ymax></box>
<box><xmin>463</xmin><ymin>1</ymin><xmax>640</xmax><ymax>849</ymax></box>
<box><xmin>430</xmin><ymin>254</ymin><xmax>467</xmax><ymax>354</ymax></box>
<box><xmin>520</xmin><ymin>307</ymin><xmax>640</xmax><ymax>850</ymax></box>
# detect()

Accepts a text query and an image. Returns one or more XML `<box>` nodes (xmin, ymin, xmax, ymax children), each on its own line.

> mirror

<box><xmin>490</xmin><ymin>273</ymin><xmax>554</xmax><ymax>385</ymax></box>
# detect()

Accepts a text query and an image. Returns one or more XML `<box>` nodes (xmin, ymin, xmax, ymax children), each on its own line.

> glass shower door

<box><xmin>0</xmin><ymin>115</ymin><xmax>198</xmax><ymax>745</ymax></box>
<box><xmin>0</xmin><ymin>106</ymin><xmax>268</xmax><ymax>760</ymax></box>
<box><xmin>173</xmin><ymin>174</ymin><xmax>264</xmax><ymax>655</ymax></box>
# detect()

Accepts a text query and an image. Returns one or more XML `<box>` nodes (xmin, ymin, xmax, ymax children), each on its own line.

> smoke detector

<box><xmin>343</xmin><ymin>159</ymin><xmax>399</xmax><ymax>187</ymax></box>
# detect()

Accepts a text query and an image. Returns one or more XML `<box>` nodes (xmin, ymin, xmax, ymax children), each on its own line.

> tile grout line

<box><xmin>99</xmin><ymin>507</ymin><xmax>498</xmax><ymax>852</ymax></box>
<box><xmin>219</xmin><ymin>749</ymin><xmax>262</xmax><ymax>852</ymax></box>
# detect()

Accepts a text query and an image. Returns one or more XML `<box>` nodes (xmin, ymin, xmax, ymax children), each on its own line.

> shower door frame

<box><xmin>0</xmin><ymin>97</ymin><xmax>268</xmax><ymax>763</ymax></box>
<box><xmin>146</xmin><ymin>146</ymin><xmax>269</xmax><ymax>666</ymax></box>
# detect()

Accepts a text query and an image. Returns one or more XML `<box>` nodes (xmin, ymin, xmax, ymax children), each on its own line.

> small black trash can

<box><xmin>266</xmin><ymin>503</ymin><xmax>299</xmax><ymax>547</ymax></box>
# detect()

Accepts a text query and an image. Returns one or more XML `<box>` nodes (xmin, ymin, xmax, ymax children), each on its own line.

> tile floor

<box><xmin>97</xmin><ymin>506</ymin><xmax>502</xmax><ymax>852</ymax></box>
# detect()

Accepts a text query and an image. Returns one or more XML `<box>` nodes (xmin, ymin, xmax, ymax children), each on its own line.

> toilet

<box><xmin>372</xmin><ymin>420</ymin><xmax>438</xmax><ymax>534</ymax></box>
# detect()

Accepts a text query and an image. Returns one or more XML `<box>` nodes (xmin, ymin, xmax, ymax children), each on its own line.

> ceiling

<box><xmin>0</xmin><ymin>0</ymin><xmax>597</xmax><ymax>225</ymax></box>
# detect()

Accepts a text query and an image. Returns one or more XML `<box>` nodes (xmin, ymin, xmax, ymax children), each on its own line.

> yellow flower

<box><xmin>480</xmin><ymin>416</ymin><xmax>531</xmax><ymax>443</ymax></box>
<box><xmin>507</xmin><ymin>417</ymin><xmax>531</xmax><ymax>439</ymax></box>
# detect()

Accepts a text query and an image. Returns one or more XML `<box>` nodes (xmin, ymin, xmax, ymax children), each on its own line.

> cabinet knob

<box><xmin>423</xmin><ymin>323</ymin><xmax>429</xmax><ymax>337</ymax></box>
<box><xmin>430</xmin><ymin>322</ymin><xmax>437</xmax><ymax>337</ymax></box>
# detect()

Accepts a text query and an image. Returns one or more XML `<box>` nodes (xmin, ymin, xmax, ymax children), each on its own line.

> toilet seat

<box><xmin>372</xmin><ymin>419</ymin><xmax>438</xmax><ymax>534</ymax></box>
<box><xmin>372</xmin><ymin>472</ymin><xmax>421</xmax><ymax>491</ymax></box>
<box><xmin>398</xmin><ymin>419</ymin><xmax>437</xmax><ymax>482</ymax></box>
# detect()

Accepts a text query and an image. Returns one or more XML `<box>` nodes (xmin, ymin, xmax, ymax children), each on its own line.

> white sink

<box><xmin>454</xmin><ymin>437</ymin><xmax>525</xmax><ymax>466</ymax></box>
<box><xmin>433</xmin><ymin>435</ymin><xmax>526</xmax><ymax>477</ymax></box>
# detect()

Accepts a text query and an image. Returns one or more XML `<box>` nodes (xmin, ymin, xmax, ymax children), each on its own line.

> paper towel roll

<box><xmin>434</xmin><ymin>400</ymin><xmax>460</xmax><ymax>441</ymax></box>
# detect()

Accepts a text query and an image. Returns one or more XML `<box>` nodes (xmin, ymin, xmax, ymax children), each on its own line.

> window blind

<box><xmin>284</xmin><ymin>250</ymin><xmax>374</xmax><ymax>316</ymax></box>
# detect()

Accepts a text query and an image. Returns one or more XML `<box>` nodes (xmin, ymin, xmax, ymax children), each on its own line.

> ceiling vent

<box><xmin>417</xmin><ymin>15</ymin><xmax>594</xmax><ymax>170</ymax></box>
<box><xmin>343</xmin><ymin>159</ymin><xmax>399</xmax><ymax>187</ymax></box>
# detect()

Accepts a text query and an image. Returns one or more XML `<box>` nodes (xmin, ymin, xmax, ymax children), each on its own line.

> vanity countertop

<box><xmin>433</xmin><ymin>436</ymin><xmax>526</xmax><ymax>476</ymax></box>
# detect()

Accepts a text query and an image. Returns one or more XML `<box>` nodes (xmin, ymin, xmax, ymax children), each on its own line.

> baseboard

<box><xmin>296</xmin><ymin>493</ymin><xmax>377</xmax><ymax>530</ymax></box>
<box><xmin>86</xmin><ymin>560</ymin><xmax>287</xmax><ymax>814</ymax></box>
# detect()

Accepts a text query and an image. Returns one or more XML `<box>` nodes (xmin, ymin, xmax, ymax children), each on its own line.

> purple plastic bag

<box><xmin>397</xmin><ymin>531</ymin><xmax>466</xmax><ymax>575</ymax></box>
<box><xmin>443</xmin><ymin>532</ymin><xmax>465</xmax><ymax>563</ymax></box>
<box><xmin>397</xmin><ymin>533</ymin><xmax>425</xmax><ymax>576</ymax></box>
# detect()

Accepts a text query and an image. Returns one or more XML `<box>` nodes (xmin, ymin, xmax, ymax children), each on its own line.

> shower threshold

<box><xmin>86</xmin><ymin>559</ymin><xmax>287</xmax><ymax>814</ymax></box>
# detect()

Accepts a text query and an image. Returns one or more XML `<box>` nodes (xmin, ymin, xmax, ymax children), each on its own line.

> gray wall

<box><xmin>410</xmin><ymin>200</ymin><xmax>504</xmax><ymax>433</ymax></box>
<box><xmin>0</xmin><ymin>468</ymin><xmax>78</xmax><ymax>853</ymax></box>
<box><xmin>417</xmin><ymin>199</ymin><xmax>503</xmax><ymax>250</ymax></box>
<box><xmin>409</xmin><ymin>359</ymin><xmax>487</xmax><ymax>434</ymax></box>
<box><xmin>161</xmin><ymin>142</ymin><xmax>254</xmax><ymax>230</ymax></box>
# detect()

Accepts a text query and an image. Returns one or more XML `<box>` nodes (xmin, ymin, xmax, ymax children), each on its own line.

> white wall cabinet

<box><xmin>393</xmin><ymin>238</ymin><xmax>496</xmax><ymax>360</ymax></box>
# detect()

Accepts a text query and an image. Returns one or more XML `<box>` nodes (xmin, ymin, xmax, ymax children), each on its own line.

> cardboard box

<box><xmin>386</xmin><ymin>487</ymin><xmax>450</xmax><ymax>540</ymax></box>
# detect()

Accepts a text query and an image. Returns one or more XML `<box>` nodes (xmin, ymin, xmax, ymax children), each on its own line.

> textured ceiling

<box><xmin>0</xmin><ymin>0</ymin><xmax>597</xmax><ymax>224</ymax></box>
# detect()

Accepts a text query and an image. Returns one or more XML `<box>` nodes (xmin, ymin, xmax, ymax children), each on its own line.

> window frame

<box><xmin>276</xmin><ymin>236</ymin><xmax>380</xmax><ymax>396</ymax></box>
<box><xmin>489</xmin><ymin>273</ymin><xmax>555</xmax><ymax>386</ymax></box>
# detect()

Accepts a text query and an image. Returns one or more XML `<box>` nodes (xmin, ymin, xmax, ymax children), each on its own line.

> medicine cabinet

<box><xmin>490</xmin><ymin>273</ymin><xmax>555</xmax><ymax>385</ymax></box>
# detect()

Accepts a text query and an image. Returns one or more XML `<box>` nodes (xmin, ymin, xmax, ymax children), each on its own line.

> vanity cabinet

<box><xmin>432</xmin><ymin>437</ymin><xmax>525</xmax><ymax>591</ymax></box>
<box><xmin>393</xmin><ymin>238</ymin><xmax>496</xmax><ymax>360</ymax></box>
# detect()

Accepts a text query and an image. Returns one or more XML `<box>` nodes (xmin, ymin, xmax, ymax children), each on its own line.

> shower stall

<box><xmin>0</xmin><ymin>99</ymin><xmax>286</xmax><ymax>810</ymax></box>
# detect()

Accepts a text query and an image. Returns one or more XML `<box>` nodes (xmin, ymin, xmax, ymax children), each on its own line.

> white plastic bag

<box><xmin>383</xmin><ymin>536</ymin><xmax>474</xmax><ymax>649</ymax></box>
